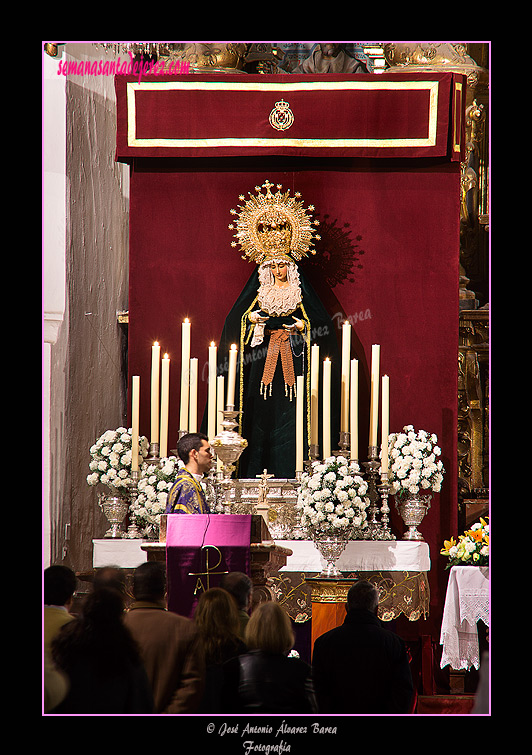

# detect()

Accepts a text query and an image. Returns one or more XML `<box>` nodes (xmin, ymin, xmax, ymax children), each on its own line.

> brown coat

<box><xmin>124</xmin><ymin>601</ymin><xmax>205</xmax><ymax>714</ymax></box>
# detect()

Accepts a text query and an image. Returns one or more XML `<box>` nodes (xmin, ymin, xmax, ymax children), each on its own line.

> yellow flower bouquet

<box><xmin>440</xmin><ymin>517</ymin><xmax>489</xmax><ymax>569</ymax></box>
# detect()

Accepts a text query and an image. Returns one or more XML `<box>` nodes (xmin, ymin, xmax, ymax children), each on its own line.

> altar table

<box><xmin>270</xmin><ymin>540</ymin><xmax>431</xmax><ymax>644</ymax></box>
<box><xmin>440</xmin><ymin>565</ymin><xmax>489</xmax><ymax>671</ymax></box>
<box><xmin>92</xmin><ymin>538</ymin><xmax>147</xmax><ymax>568</ymax></box>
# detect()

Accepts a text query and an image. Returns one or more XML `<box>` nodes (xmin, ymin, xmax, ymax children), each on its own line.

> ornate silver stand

<box><xmin>334</xmin><ymin>430</ymin><xmax>350</xmax><ymax>457</ymax></box>
<box><xmin>212</xmin><ymin>408</ymin><xmax>248</xmax><ymax>507</ymax></box>
<box><xmin>144</xmin><ymin>441</ymin><xmax>161</xmax><ymax>466</ymax></box>
<box><xmin>124</xmin><ymin>469</ymin><xmax>141</xmax><ymax>539</ymax></box>
<box><xmin>362</xmin><ymin>445</ymin><xmax>382</xmax><ymax>539</ymax></box>
<box><xmin>98</xmin><ymin>492</ymin><xmax>129</xmax><ymax>538</ymax></box>
<box><xmin>376</xmin><ymin>472</ymin><xmax>395</xmax><ymax>540</ymax></box>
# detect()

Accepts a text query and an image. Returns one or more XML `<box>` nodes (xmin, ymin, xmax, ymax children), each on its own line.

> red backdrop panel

<box><xmin>127</xmin><ymin>158</ymin><xmax>459</xmax><ymax>637</ymax></box>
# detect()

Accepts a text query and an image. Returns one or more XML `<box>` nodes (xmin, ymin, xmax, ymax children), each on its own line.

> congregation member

<box><xmin>50</xmin><ymin>587</ymin><xmax>154</xmax><ymax>714</ymax></box>
<box><xmin>220</xmin><ymin>571</ymin><xmax>253</xmax><ymax>640</ymax></box>
<box><xmin>194</xmin><ymin>587</ymin><xmax>247</xmax><ymax>712</ymax></box>
<box><xmin>123</xmin><ymin>561</ymin><xmax>205</xmax><ymax>714</ymax></box>
<box><xmin>311</xmin><ymin>580</ymin><xmax>414</xmax><ymax>714</ymax></box>
<box><xmin>165</xmin><ymin>432</ymin><xmax>213</xmax><ymax>514</ymax></box>
<box><xmin>221</xmin><ymin>601</ymin><xmax>317</xmax><ymax>714</ymax></box>
<box><xmin>44</xmin><ymin>564</ymin><xmax>77</xmax><ymax>653</ymax></box>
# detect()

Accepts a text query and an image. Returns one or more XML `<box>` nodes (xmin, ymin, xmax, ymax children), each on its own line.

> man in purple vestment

<box><xmin>166</xmin><ymin>433</ymin><xmax>213</xmax><ymax>514</ymax></box>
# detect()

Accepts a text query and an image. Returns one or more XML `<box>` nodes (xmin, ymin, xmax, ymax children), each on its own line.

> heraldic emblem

<box><xmin>269</xmin><ymin>99</ymin><xmax>294</xmax><ymax>131</ymax></box>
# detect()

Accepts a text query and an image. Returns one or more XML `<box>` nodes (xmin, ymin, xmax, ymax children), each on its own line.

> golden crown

<box><xmin>229</xmin><ymin>180</ymin><xmax>320</xmax><ymax>265</ymax></box>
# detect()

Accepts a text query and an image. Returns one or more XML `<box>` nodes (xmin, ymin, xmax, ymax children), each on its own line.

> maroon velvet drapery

<box><xmin>116</xmin><ymin>73</ymin><xmax>464</xmax><ymax>641</ymax></box>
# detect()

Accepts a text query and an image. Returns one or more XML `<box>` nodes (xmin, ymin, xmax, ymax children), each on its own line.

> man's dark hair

<box><xmin>93</xmin><ymin>565</ymin><xmax>127</xmax><ymax>595</ymax></box>
<box><xmin>177</xmin><ymin>432</ymin><xmax>208</xmax><ymax>464</ymax></box>
<box><xmin>44</xmin><ymin>564</ymin><xmax>77</xmax><ymax>606</ymax></box>
<box><xmin>346</xmin><ymin>580</ymin><xmax>379</xmax><ymax>613</ymax></box>
<box><xmin>132</xmin><ymin>561</ymin><xmax>166</xmax><ymax>602</ymax></box>
<box><xmin>220</xmin><ymin>571</ymin><xmax>252</xmax><ymax>609</ymax></box>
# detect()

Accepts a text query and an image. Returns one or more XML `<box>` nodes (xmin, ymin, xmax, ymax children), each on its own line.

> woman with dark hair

<box><xmin>49</xmin><ymin>587</ymin><xmax>153</xmax><ymax>714</ymax></box>
<box><xmin>193</xmin><ymin>588</ymin><xmax>246</xmax><ymax>712</ymax></box>
<box><xmin>221</xmin><ymin>601</ymin><xmax>317</xmax><ymax>714</ymax></box>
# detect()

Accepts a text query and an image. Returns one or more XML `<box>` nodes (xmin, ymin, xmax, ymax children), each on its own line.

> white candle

<box><xmin>150</xmin><ymin>342</ymin><xmax>160</xmax><ymax>445</ymax></box>
<box><xmin>159</xmin><ymin>354</ymin><xmax>170</xmax><ymax>457</ymax></box>
<box><xmin>381</xmin><ymin>374</ymin><xmax>389</xmax><ymax>474</ymax></box>
<box><xmin>310</xmin><ymin>344</ymin><xmax>319</xmax><ymax>447</ymax></box>
<box><xmin>341</xmin><ymin>321</ymin><xmax>351</xmax><ymax>433</ymax></box>
<box><xmin>179</xmin><ymin>319</ymin><xmax>191</xmax><ymax>432</ymax></box>
<box><xmin>189</xmin><ymin>357</ymin><xmax>198</xmax><ymax>432</ymax></box>
<box><xmin>296</xmin><ymin>375</ymin><xmax>304</xmax><ymax>473</ymax></box>
<box><xmin>216</xmin><ymin>375</ymin><xmax>225</xmax><ymax>472</ymax></box>
<box><xmin>208</xmin><ymin>342</ymin><xmax>217</xmax><ymax>440</ymax></box>
<box><xmin>227</xmin><ymin>344</ymin><xmax>238</xmax><ymax>408</ymax></box>
<box><xmin>369</xmin><ymin>344</ymin><xmax>380</xmax><ymax>447</ymax></box>
<box><xmin>131</xmin><ymin>375</ymin><xmax>140</xmax><ymax>472</ymax></box>
<box><xmin>350</xmin><ymin>358</ymin><xmax>359</xmax><ymax>461</ymax></box>
<box><xmin>323</xmin><ymin>358</ymin><xmax>331</xmax><ymax>459</ymax></box>
<box><xmin>216</xmin><ymin>375</ymin><xmax>225</xmax><ymax>435</ymax></box>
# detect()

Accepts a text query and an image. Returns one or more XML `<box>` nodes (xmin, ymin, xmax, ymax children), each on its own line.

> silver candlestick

<box><xmin>335</xmin><ymin>430</ymin><xmax>350</xmax><ymax>457</ymax></box>
<box><xmin>125</xmin><ymin>469</ymin><xmax>141</xmax><ymax>539</ymax></box>
<box><xmin>144</xmin><ymin>441</ymin><xmax>161</xmax><ymax>466</ymax></box>
<box><xmin>362</xmin><ymin>446</ymin><xmax>382</xmax><ymax>540</ymax></box>
<box><xmin>377</xmin><ymin>472</ymin><xmax>395</xmax><ymax>540</ymax></box>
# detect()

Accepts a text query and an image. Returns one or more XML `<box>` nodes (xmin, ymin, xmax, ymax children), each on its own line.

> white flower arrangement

<box><xmin>130</xmin><ymin>455</ymin><xmax>184</xmax><ymax>538</ymax></box>
<box><xmin>297</xmin><ymin>456</ymin><xmax>370</xmax><ymax>537</ymax></box>
<box><xmin>87</xmin><ymin>427</ymin><xmax>149</xmax><ymax>493</ymax></box>
<box><xmin>387</xmin><ymin>425</ymin><xmax>444</xmax><ymax>498</ymax></box>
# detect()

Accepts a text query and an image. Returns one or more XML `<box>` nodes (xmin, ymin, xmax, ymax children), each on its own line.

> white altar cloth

<box><xmin>440</xmin><ymin>565</ymin><xmax>489</xmax><ymax>671</ymax></box>
<box><xmin>275</xmin><ymin>540</ymin><xmax>431</xmax><ymax>573</ymax></box>
<box><xmin>91</xmin><ymin>538</ymin><xmax>430</xmax><ymax>574</ymax></box>
<box><xmin>92</xmin><ymin>538</ymin><xmax>147</xmax><ymax>568</ymax></box>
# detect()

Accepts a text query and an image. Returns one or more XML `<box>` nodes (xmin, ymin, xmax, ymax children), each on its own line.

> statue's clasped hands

<box><xmin>283</xmin><ymin>317</ymin><xmax>304</xmax><ymax>333</ymax></box>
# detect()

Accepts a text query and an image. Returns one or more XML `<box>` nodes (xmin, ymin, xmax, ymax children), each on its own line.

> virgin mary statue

<box><xmin>216</xmin><ymin>180</ymin><xmax>340</xmax><ymax>480</ymax></box>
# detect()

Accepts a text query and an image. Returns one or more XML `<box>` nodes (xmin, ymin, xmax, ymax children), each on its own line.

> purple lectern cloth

<box><xmin>165</xmin><ymin>514</ymin><xmax>252</xmax><ymax>618</ymax></box>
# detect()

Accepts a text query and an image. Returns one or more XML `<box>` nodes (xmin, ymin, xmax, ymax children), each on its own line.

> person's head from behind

<box><xmin>177</xmin><ymin>432</ymin><xmax>212</xmax><ymax>474</ymax></box>
<box><xmin>195</xmin><ymin>587</ymin><xmax>240</xmax><ymax>637</ymax></box>
<box><xmin>132</xmin><ymin>561</ymin><xmax>166</xmax><ymax>603</ymax></box>
<box><xmin>44</xmin><ymin>565</ymin><xmax>77</xmax><ymax>608</ymax></box>
<box><xmin>346</xmin><ymin>580</ymin><xmax>379</xmax><ymax>615</ymax></box>
<box><xmin>245</xmin><ymin>601</ymin><xmax>294</xmax><ymax>655</ymax></box>
<box><xmin>81</xmin><ymin>586</ymin><xmax>125</xmax><ymax>631</ymax></box>
<box><xmin>220</xmin><ymin>571</ymin><xmax>252</xmax><ymax>612</ymax></box>
<box><xmin>194</xmin><ymin>588</ymin><xmax>242</xmax><ymax>664</ymax></box>
<box><xmin>93</xmin><ymin>565</ymin><xmax>127</xmax><ymax>595</ymax></box>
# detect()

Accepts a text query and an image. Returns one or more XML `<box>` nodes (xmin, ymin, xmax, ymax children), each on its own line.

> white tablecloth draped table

<box><xmin>276</xmin><ymin>539</ymin><xmax>431</xmax><ymax>573</ymax></box>
<box><xmin>440</xmin><ymin>565</ymin><xmax>489</xmax><ymax>671</ymax></box>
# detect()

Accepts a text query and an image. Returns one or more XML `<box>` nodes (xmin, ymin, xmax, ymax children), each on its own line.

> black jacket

<box><xmin>311</xmin><ymin>608</ymin><xmax>414</xmax><ymax>714</ymax></box>
<box><xmin>221</xmin><ymin>649</ymin><xmax>318</xmax><ymax>714</ymax></box>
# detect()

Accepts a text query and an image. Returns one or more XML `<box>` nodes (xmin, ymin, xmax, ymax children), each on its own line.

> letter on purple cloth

<box><xmin>165</xmin><ymin>515</ymin><xmax>252</xmax><ymax>618</ymax></box>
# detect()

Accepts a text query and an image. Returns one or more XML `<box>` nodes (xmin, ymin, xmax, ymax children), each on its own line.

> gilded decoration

<box><xmin>275</xmin><ymin>571</ymin><xmax>430</xmax><ymax>623</ymax></box>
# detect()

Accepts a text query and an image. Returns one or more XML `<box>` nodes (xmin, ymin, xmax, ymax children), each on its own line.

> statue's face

<box><xmin>269</xmin><ymin>261</ymin><xmax>288</xmax><ymax>283</ymax></box>
<box><xmin>257</xmin><ymin>215</ymin><xmax>292</xmax><ymax>256</ymax></box>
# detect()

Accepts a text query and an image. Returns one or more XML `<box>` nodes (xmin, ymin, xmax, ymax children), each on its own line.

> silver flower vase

<box><xmin>310</xmin><ymin>527</ymin><xmax>353</xmax><ymax>578</ymax></box>
<box><xmin>394</xmin><ymin>491</ymin><xmax>431</xmax><ymax>541</ymax></box>
<box><xmin>98</xmin><ymin>492</ymin><xmax>129</xmax><ymax>538</ymax></box>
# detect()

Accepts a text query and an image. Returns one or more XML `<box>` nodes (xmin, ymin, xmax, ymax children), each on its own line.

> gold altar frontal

<box><xmin>306</xmin><ymin>571</ymin><xmax>430</xmax><ymax>650</ymax></box>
